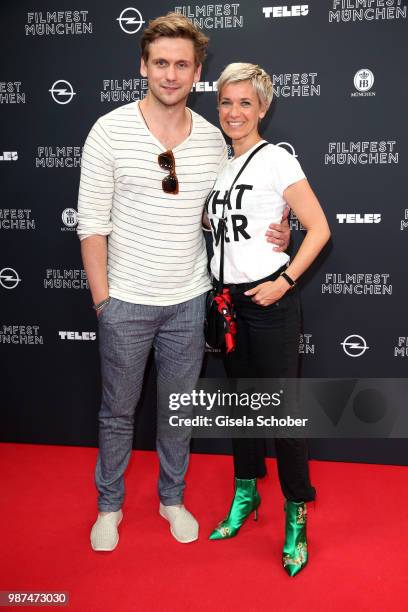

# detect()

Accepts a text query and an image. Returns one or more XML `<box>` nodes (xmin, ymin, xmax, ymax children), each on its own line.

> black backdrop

<box><xmin>1</xmin><ymin>0</ymin><xmax>407</xmax><ymax>464</ymax></box>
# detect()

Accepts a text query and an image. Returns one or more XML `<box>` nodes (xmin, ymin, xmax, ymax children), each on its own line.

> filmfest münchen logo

<box><xmin>44</xmin><ymin>269</ymin><xmax>88</xmax><ymax>289</ymax></box>
<box><xmin>49</xmin><ymin>80</ymin><xmax>76</xmax><ymax>104</ymax></box>
<box><xmin>0</xmin><ymin>82</ymin><xmax>26</xmax><ymax>104</ymax></box>
<box><xmin>174</xmin><ymin>5</ymin><xmax>244</xmax><ymax>28</ymax></box>
<box><xmin>299</xmin><ymin>333</ymin><xmax>315</xmax><ymax>355</ymax></box>
<box><xmin>0</xmin><ymin>325</ymin><xmax>43</xmax><ymax>345</ymax></box>
<box><xmin>36</xmin><ymin>146</ymin><xmax>82</xmax><ymax>168</ymax></box>
<box><xmin>25</xmin><ymin>11</ymin><xmax>93</xmax><ymax>35</ymax></box>
<box><xmin>325</xmin><ymin>140</ymin><xmax>398</xmax><ymax>165</ymax></box>
<box><xmin>116</xmin><ymin>8</ymin><xmax>145</xmax><ymax>33</ymax></box>
<box><xmin>329</xmin><ymin>0</ymin><xmax>407</xmax><ymax>22</ymax></box>
<box><xmin>290</xmin><ymin>209</ymin><xmax>305</xmax><ymax>231</ymax></box>
<box><xmin>101</xmin><ymin>79</ymin><xmax>148</xmax><ymax>102</ymax></box>
<box><xmin>394</xmin><ymin>337</ymin><xmax>408</xmax><ymax>357</ymax></box>
<box><xmin>322</xmin><ymin>273</ymin><xmax>392</xmax><ymax>295</ymax></box>
<box><xmin>341</xmin><ymin>334</ymin><xmax>369</xmax><ymax>358</ymax></box>
<box><xmin>273</xmin><ymin>73</ymin><xmax>320</xmax><ymax>97</ymax></box>
<box><xmin>0</xmin><ymin>267</ymin><xmax>22</xmax><ymax>290</ymax></box>
<box><xmin>0</xmin><ymin>210</ymin><xmax>35</xmax><ymax>230</ymax></box>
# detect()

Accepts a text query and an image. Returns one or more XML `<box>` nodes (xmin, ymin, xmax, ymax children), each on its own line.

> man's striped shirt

<box><xmin>77</xmin><ymin>101</ymin><xmax>227</xmax><ymax>305</ymax></box>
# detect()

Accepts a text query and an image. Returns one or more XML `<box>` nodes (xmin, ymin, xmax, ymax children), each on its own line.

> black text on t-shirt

<box><xmin>205</xmin><ymin>184</ymin><xmax>253</xmax><ymax>245</ymax></box>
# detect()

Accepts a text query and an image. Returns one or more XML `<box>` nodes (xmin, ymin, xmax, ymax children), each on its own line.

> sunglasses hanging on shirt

<box><xmin>158</xmin><ymin>150</ymin><xmax>179</xmax><ymax>195</ymax></box>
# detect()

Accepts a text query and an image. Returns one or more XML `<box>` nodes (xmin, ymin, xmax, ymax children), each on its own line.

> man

<box><xmin>77</xmin><ymin>12</ymin><xmax>289</xmax><ymax>551</ymax></box>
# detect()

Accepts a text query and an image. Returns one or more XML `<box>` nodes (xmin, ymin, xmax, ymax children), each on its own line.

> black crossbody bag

<box><xmin>204</xmin><ymin>142</ymin><xmax>269</xmax><ymax>352</ymax></box>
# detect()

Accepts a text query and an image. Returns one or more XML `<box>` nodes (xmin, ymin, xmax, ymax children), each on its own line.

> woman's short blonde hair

<box><xmin>217</xmin><ymin>62</ymin><xmax>274</xmax><ymax>109</ymax></box>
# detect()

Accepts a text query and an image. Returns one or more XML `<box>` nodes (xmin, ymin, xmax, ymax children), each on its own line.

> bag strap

<box><xmin>218</xmin><ymin>141</ymin><xmax>269</xmax><ymax>289</ymax></box>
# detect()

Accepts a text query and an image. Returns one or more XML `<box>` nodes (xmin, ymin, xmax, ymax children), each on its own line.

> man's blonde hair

<box><xmin>217</xmin><ymin>62</ymin><xmax>274</xmax><ymax>108</ymax></box>
<box><xmin>141</xmin><ymin>12</ymin><xmax>209</xmax><ymax>66</ymax></box>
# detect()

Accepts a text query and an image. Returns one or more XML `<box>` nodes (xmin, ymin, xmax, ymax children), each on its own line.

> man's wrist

<box><xmin>93</xmin><ymin>297</ymin><xmax>110</xmax><ymax>311</ymax></box>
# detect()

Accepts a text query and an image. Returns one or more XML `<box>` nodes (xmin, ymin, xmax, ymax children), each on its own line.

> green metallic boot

<box><xmin>282</xmin><ymin>501</ymin><xmax>308</xmax><ymax>576</ymax></box>
<box><xmin>209</xmin><ymin>478</ymin><xmax>260</xmax><ymax>540</ymax></box>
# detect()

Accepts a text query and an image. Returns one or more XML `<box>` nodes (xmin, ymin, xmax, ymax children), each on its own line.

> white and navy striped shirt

<box><xmin>77</xmin><ymin>101</ymin><xmax>227</xmax><ymax>305</ymax></box>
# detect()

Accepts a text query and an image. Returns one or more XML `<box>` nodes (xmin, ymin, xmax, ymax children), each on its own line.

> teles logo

<box><xmin>58</xmin><ymin>331</ymin><xmax>96</xmax><ymax>341</ymax></box>
<box><xmin>116</xmin><ymin>8</ymin><xmax>145</xmax><ymax>34</ymax></box>
<box><xmin>191</xmin><ymin>81</ymin><xmax>217</xmax><ymax>93</ymax></box>
<box><xmin>341</xmin><ymin>334</ymin><xmax>369</xmax><ymax>358</ymax></box>
<box><xmin>336</xmin><ymin>213</ymin><xmax>381</xmax><ymax>224</ymax></box>
<box><xmin>352</xmin><ymin>69</ymin><xmax>375</xmax><ymax>97</ymax></box>
<box><xmin>49</xmin><ymin>80</ymin><xmax>76</xmax><ymax>104</ymax></box>
<box><xmin>263</xmin><ymin>5</ymin><xmax>309</xmax><ymax>18</ymax></box>
<box><xmin>62</xmin><ymin>208</ymin><xmax>78</xmax><ymax>228</ymax></box>
<box><xmin>0</xmin><ymin>152</ymin><xmax>18</xmax><ymax>161</ymax></box>
<box><xmin>0</xmin><ymin>267</ymin><xmax>21</xmax><ymax>290</ymax></box>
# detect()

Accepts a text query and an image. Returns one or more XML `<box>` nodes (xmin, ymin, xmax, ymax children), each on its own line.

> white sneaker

<box><xmin>159</xmin><ymin>503</ymin><xmax>199</xmax><ymax>543</ymax></box>
<box><xmin>90</xmin><ymin>510</ymin><xmax>123</xmax><ymax>551</ymax></box>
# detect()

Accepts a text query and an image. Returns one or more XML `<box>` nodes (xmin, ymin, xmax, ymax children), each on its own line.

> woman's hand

<box><xmin>244</xmin><ymin>277</ymin><xmax>289</xmax><ymax>306</ymax></box>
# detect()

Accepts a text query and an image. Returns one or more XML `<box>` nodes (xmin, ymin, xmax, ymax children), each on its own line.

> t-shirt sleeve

<box><xmin>77</xmin><ymin>119</ymin><xmax>114</xmax><ymax>240</ymax></box>
<box><xmin>271</xmin><ymin>148</ymin><xmax>306</xmax><ymax>197</ymax></box>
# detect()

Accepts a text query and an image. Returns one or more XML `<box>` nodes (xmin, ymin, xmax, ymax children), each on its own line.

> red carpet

<box><xmin>1</xmin><ymin>443</ymin><xmax>407</xmax><ymax>611</ymax></box>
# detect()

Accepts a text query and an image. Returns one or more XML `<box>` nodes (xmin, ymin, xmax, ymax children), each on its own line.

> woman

<box><xmin>205</xmin><ymin>63</ymin><xmax>331</xmax><ymax>576</ymax></box>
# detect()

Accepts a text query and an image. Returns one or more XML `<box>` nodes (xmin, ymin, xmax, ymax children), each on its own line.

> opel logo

<box><xmin>49</xmin><ymin>80</ymin><xmax>76</xmax><ymax>105</ymax></box>
<box><xmin>276</xmin><ymin>142</ymin><xmax>298</xmax><ymax>158</ymax></box>
<box><xmin>117</xmin><ymin>8</ymin><xmax>145</xmax><ymax>34</ymax></box>
<box><xmin>0</xmin><ymin>267</ymin><xmax>22</xmax><ymax>290</ymax></box>
<box><xmin>341</xmin><ymin>334</ymin><xmax>369</xmax><ymax>358</ymax></box>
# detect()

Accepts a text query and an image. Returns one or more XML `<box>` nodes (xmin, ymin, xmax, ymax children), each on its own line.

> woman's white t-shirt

<box><xmin>206</xmin><ymin>140</ymin><xmax>306</xmax><ymax>283</ymax></box>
